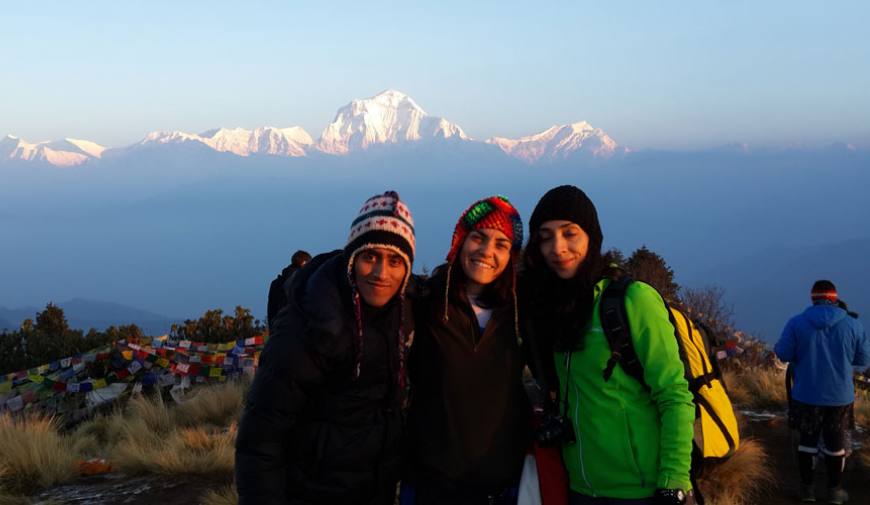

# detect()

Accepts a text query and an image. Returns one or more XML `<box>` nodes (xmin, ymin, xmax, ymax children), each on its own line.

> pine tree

<box><xmin>28</xmin><ymin>303</ymin><xmax>74</xmax><ymax>365</ymax></box>
<box><xmin>602</xmin><ymin>248</ymin><xmax>627</xmax><ymax>270</ymax></box>
<box><xmin>626</xmin><ymin>246</ymin><xmax>680</xmax><ymax>302</ymax></box>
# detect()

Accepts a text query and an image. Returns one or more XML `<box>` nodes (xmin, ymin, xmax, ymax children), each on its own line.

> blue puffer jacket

<box><xmin>775</xmin><ymin>303</ymin><xmax>868</xmax><ymax>406</ymax></box>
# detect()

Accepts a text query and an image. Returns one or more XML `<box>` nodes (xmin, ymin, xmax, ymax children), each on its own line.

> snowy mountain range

<box><xmin>486</xmin><ymin>121</ymin><xmax>620</xmax><ymax>162</ymax></box>
<box><xmin>137</xmin><ymin>126</ymin><xmax>314</xmax><ymax>157</ymax></box>
<box><xmin>1</xmin><ymin>90</ymin><xmax>621</xmax><ymax>167</ymax></box>
<box><xmin>1</xmin><ymin>135</ymin><xmax>106</xmax><ymax>167</ymax></box>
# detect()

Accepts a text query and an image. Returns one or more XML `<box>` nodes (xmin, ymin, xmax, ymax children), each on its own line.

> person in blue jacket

<box><xmin>775</xmin><ymin>280</ymin><xmax>868</xmax><ymax>504</ymax></box>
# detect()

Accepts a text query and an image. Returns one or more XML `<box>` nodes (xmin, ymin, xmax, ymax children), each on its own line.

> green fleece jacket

<box><xmin>554</xmin><ymin>280</ymin><xmax>694</xmax><ymax>499</ymax></box>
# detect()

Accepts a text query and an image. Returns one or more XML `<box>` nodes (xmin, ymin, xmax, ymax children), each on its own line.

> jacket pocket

<box><xmin>622</xmin><ymin>410</ymin><xmax>646</xmax><ymax>487</ymax></box>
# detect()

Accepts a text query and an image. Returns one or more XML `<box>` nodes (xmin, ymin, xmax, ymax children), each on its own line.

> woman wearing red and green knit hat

<box><xmin>403</xmin><ymin>195</ymin><xmax>530</xmax><ymax>505</ymax></box>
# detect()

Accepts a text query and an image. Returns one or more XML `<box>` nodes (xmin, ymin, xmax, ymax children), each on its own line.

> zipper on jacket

<box><xmin>565</xmin><ymin>351</ymin><xmax>594</xmax><ymax>495</ymax></box>
<box><xmin>469</xmin><ymin>314</ymin><xmax>480</xmax><ymax>352</ymax></box>
<box><xmin>460</xmin><ymin>294</ymin><xmax>483</xmax><ymax>352</ymax></box>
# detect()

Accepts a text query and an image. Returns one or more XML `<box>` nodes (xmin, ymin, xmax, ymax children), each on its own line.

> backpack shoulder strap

<box><xmin>600</xmin><ymin>276</ymin><xmax>646</xmax><ymax>386</ymax></box>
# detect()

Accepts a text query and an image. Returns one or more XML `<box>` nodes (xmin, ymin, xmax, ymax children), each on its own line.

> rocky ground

<box><xmin>34</xmin><ymin>474</ymin><xmax>232</xmax><ymax>505</ymax></box>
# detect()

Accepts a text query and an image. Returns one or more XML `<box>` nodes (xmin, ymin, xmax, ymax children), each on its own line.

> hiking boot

<box><xmin>799</xmin><ymin>484</ymin><xmax>816</xmax><ymax>502</ymax></box>
<box><xmin>827</xmin><ymin>487</ymin><xmax>849</xmax><ymax>504</ymax></box>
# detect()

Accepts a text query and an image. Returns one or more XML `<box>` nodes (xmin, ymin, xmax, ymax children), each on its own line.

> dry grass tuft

<box><xmin>128</xmin><ymin>392</ymin><xmax>176</xmax><ymax>433</ymax></box>
<box><xmin>0</xmin><ymin>380</ymin><xmax>247</xmax><ymax>498</ymax></box>
<box><xmin>853</xmin><ymin>388</ymin><xmax>869</xmax><ymax>428</ymax></box>
<box><xmin>723</xmin><ymin>368</ymin><xmax>787</xmax><ymax>410</ymax></box>
<box><xmin>0</xmin><ymin>493</ymin><xmax>32</xmax><ymax>505</ymax></box>
<box><xmin>200</xmin><ymin>484</ymin><xmax>238</xmax><ymax>505</ymax></box>
<box><xmin>70</xmin><ymin>410</ymin><xmax>128</xmax><ymax>450</ymax></box>
<box><xmin>697</xmin><ymin>438</ymin><xmax>772</xmax><ymax>505</ymax></box>
<box><xmin>857</xmin><ymin>444</ymin><xmax>870</xmax><ymax>469</ymax></box>
<box><xmin>0</xmin><ymin>413</ymin><xmax>77</xmax><ymax>495</ymax></box>
<box><xmin>175</xmin><ymin>379</ymin><xmax>247</xmax><ymax>428</ymax></box>
<box><xmin>69</xmin><ymin>410</ymin><xmax>131</xmax><ymax>461</ymax></box>
<box><xmin>111</xmin><ymin>421</ymin><xmax>237</xmax><ymax>476</ymax></box>
<box><xmin>62</xmin><ymin>380</ymin><xmax>246</xmax><ymax>478</ymax></box>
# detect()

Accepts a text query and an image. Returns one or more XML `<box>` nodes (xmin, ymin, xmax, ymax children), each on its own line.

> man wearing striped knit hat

<box><xmin>236</xmin><ymin>191</ymin><xmax>416</xmax><ymax>505</ymax></box>
<box><xmin>775</xmin><ymin>280</ymin><xmax>868</xmax><ymax>504</ymax></box>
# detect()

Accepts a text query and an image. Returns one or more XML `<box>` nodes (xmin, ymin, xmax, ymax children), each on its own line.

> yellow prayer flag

<box><xmin>122</xmin><ymin>351</ymin><xmax>133</xmax><ymax>361</ymax></box>
<box><xmin>28</xmin><ymin>374</ymin><xmax>45</xmax><ymax>384</ymax></box>
<box><xmin>92</xmin><ymin>378</ymin><xmax>108</xmax><ymax>390</ymax></box>
<box><xmin>0</xmin><ymin>381</ymin><xmax>11</xmax><ymax>393</ymax></box>
<box><xmin>209</xmin><ymin>367</ymin><xmax>223</xmax><ymax>378</ymax></box>
<box><xmin>157</xmin><ymin>358</ymin><xmax>170</xmax><ymax>368</ymax></box>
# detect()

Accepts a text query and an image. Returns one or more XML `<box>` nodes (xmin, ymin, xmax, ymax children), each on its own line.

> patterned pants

<box><xmin>790</xmin><ymin>400</ymin><xmax>852</xmax><ymax>456</ymax></box>
<box><xmin>790</xmin><ymin>400</ymin><xmax>852</xmax><ymax>487</ymax></box>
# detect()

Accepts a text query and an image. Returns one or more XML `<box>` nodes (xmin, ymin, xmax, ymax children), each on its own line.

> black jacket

<box><xmin>406</xmin><ymin>268</ymin><xmax>530</xmax><ymax>493</ymax></box>
<box><xmin>236</xmin><ymin>251</ymin><xmax>405</xmax><ymax>505</ymax></box>
<box><xmin>267</xmin><ymin>264</ymin><xmax>301</xmax><ymax>331</ymax></box>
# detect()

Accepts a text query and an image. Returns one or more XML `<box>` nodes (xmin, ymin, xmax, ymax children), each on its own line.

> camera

<box><xmin>535</xmin><ymin>412</ymin><xmax>576</xmax><ymax>446</ymax></box>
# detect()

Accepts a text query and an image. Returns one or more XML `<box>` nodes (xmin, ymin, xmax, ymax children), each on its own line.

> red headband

<box><xmin>811</xmin><ymin>290</ymin><xmax>838</xmax><ymax>302</ymax></box>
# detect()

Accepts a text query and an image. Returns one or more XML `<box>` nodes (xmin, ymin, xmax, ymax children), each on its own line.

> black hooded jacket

<box><xmin>266</xmin><ymin>264</ymin><xmax>301</xmax><ymax>331</ymax></box>
<box><xmin>406</xmin><ymin>267</ymin><xmax>530</xmax><ymax>493</ymax></box>
<box><xmin>236</xmin><ymin>251</ymin><xmax>406</xmax><ymax>505</ymax></box>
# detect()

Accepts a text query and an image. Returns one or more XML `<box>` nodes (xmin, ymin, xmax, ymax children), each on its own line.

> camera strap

<box><xmin>562</xmin><ymin>350</ymin><xmax>572</xmax><ymax>419</ymax></box>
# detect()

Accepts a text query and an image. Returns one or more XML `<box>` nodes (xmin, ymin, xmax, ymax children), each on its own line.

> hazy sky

<box><xmin>2</xmin><ymin>1</ymin><xmax>868</xmax><ymax>150</ymax></box>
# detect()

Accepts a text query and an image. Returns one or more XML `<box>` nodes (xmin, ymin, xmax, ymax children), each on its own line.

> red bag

<box><xmin>534</xmin><ymin>442</ymin><xmax>568</xmax><ymax>505</ymax></box>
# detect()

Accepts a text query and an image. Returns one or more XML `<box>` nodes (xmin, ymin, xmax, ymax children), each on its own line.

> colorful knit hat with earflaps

<box><xmin>443</xmin><ymin>195</ymin><xmax>523</xmax><ymax>345</ymax></box>
<box><xmin>344</xmin><ymin>190</ymin><xmax>415</xmax><ymax>389</ymax></box>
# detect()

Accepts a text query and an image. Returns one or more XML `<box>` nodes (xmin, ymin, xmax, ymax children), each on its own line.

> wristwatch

<box><xmin>654</xmin><ymin>488</ymin><xmax>691</xmax><ymax>504</ymax></box>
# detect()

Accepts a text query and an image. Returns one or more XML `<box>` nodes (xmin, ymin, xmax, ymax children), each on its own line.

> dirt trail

<box><xmin>741</xmin><ymin>415</ymin><xmax>869</xmax><ymax>505</ymax></box>
<box><xmin>35</xmin><ymin>473</ymin><xmax>232</xmax><ymax>504</ymax></box>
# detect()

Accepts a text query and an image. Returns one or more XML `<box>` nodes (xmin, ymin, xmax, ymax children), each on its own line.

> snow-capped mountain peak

<box><xmin>1</xmin><ymin>135</ymin><xmax>105</xmax><ymax>167</ymax></box>
<box><xmin>202</xmin><ymin>126</ymin><xmax>314</xmax><ymax>157</ymax></box>
<box><xmin>317</xmin><ymin>89</ymin><xmax>468</xmax><ymax>154</ymax></box>
<box><xmin>65</xmin><ymin>138</ymin><xmax>107</xmax><ymax>158</ymax></box>
<box><xmin>141</xmin><ymin>130</ymin><xmax>203</xmax><ymax>145</ymax></box>
<box><xmin>364</xmin><ymin>89</ymin><xmax>426</xmax><ymax>114</ymax></box>
<box><xmin>486</xmin><ymin>121</ymin><xmax>619</xmax><ymax>163</ymax></box>
<box><xmin>136</xmin><ymin>126</ymin><xmax>314</xmax><ymax>157</ymax></box>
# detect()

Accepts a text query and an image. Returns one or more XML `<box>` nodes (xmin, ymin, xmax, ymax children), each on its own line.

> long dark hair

<box><xmin>522</xmin><ymin>225</ymin><xmax>604</xmax><ymax>352</ymax></box>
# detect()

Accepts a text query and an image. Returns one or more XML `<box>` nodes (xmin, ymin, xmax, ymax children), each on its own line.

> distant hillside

<box><xmin>0</xmin><ymin>306</ymin><xmax>34</xmax><ymax>331</ymax></box>
<box><xmin>681</xmin><ymin>237</ymin><xmax>870</xmax><ymax>342</ymax></box>
<box><xmin>0</xmin><ymin>299</ymin><xmax>178</xmax><ymax>336</ymax></box>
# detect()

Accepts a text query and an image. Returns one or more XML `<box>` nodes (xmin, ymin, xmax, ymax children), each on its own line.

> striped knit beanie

<box><xmin>446</xmin><ymin>195</ymin><xmax>523</xmax><ymax>263</ymax></box>
<box><xmin>345</xmin><ymin>190</ymin><xmax>416</xmax><ymax>289</ymax></box>
<box><xmin>811</xmin><ymin>279</ymin><xmax>838</xmax><ymax>304</ymax></box>
<box><xmin>344</xmin><ymin>190</ymin><xmax>415</xmax><ymax>385</ymax></box>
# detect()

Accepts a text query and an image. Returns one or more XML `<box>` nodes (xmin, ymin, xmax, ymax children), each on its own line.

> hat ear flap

<box><xmin>512</xmin><ymin>218</ymin><xmax>524</xmax><ymax>248</ymax></box>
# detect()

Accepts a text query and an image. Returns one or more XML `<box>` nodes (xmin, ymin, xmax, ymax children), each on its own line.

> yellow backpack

<box><xmin>599</xmin><ymin>276</ymin><xmax>740</xmax><ymax>462</ymax></box>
